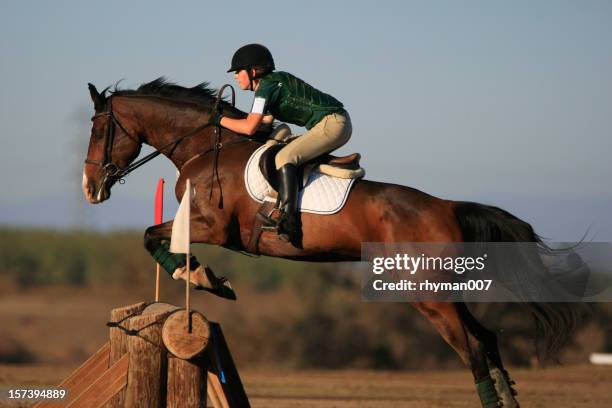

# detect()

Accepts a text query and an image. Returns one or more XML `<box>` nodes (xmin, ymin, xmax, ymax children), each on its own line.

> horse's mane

<box><xmin>111</xmin><ymin>77</ymin><xmax>244</xmax><ymax>116</ymax></box>
<box><xmin>109</xmin><ymin>77</ymin><xmax>272</xmax><ymax>140</ymax></box>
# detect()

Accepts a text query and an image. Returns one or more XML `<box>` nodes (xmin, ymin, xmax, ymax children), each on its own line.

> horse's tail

<box><xmin>453</xmin><ymin>201</ymin><xmax>584</xmax><ymax>362</ymax></box>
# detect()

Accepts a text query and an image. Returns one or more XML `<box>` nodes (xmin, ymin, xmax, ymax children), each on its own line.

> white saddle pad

<box><xmin>244</xmin><ymin>145</ymin><xmax>357</xmax><ymax>215</ymax></box>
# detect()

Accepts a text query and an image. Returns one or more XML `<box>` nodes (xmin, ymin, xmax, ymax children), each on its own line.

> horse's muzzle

<box><xmin>82</xmin><ymin>171</ymin><xmax>111</xmax><ymax>204</ymax></box>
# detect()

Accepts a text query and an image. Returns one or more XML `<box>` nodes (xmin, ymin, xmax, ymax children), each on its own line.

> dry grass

<box><xmin>1</xmin><ymin>364</ymin><xmax>610</xmax><ymax>407</ymax></box>
<box><xmin>1</xmin><ymin>286</ymin><xmax>610</xmax><ymax>407</ymax></box>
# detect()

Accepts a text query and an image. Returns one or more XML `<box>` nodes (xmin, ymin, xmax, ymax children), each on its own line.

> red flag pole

<box><xmin>154</xmin><ymin>178</ymin><xmax>164</xmax><ymax>302</ymax></box>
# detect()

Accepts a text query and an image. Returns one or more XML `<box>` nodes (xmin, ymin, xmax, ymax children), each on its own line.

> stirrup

<box><xmin>258</xmin><ymin>206</ymin><xmax>280</xmax><ymax>230</ymax></box>
<box><xmin>261</xmin><ymin>218</ymin><xmax>279</xmax><ymax>231</ymax></box>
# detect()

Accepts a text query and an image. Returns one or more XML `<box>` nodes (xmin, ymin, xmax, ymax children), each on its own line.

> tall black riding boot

<box><xmin>277</xmin><ymin>164</ymin><xmax>300</xmax><ymax>243</ymax></box>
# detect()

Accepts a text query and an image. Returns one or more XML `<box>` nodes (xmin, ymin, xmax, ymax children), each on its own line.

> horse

<box><xmin>83</xmin><ymin>78</ymin><xmax>581</xmax><ymax>407</ymax></box>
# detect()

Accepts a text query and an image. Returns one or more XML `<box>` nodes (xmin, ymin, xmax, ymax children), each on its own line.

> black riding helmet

<box><xmin>227</xmin><ymin>44</ymin><xmax>275</xmax><ymax>75</ymax></box>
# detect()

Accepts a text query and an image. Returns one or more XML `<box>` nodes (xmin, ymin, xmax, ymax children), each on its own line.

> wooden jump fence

<box><xmin>34</xmin><ymin>302</ymin><xmax>250</xmax><ymax>408</ymax></box>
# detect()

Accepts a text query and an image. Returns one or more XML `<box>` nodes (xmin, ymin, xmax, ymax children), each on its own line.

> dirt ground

<box><xmin>1</xmin><ymin>363</ymin><xmax>611</xmax><ymax>407</ymax></box>
<box><xmin>1</xmin><ymin>287</ymin><xmax>610</xmax><ymax>407</ymax></box>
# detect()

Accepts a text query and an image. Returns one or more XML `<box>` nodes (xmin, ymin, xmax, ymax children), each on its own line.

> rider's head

<box><xmin>227</xmin><ymin>44</ymin><xmax>275</xmax><ymax>91</ymax></box>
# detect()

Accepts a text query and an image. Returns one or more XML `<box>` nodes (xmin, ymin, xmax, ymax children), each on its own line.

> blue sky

<box><xmin>0</xmin><ymin>1</ymin><xmax>611</xmax><ymax>240</ymax></box>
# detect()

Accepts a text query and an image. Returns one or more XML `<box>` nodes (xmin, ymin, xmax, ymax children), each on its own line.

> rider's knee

<box><xmin>269</xmin><ymin>123</ymin><xmax>292</xmax><ymax>142</ymax></box>
<box><xmin>275</xmin><ymin>149</ymin><xmax>299</xmax><ymax>170</ymax></box>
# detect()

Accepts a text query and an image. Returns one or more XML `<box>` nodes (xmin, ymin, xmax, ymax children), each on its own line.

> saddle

<box><xmin>245</xmin><ymin>142</ymin><xmax>365</xmax><ymax>254</ymax></box>
<box><xmin>258</xmin><ymin>142</ymin><xmax>365</xmax><ymax>195</ymax></box>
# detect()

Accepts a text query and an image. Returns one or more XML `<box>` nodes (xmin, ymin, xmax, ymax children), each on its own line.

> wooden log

<box><xmin>34</xmin><ymin>342</ymin><xmax>110</xmax><ymax>408</ymax></box>
<box><xmin>166</xmin><ymin>356</ymin><xmax>207</xmax><ymax>408</ymax></box>
<box><xmin>142</xmin><ymin>302</ymin><xmax>180</xmax><ymax>316</ymax></box>
<box><xmin>124</xmin><ymin>308</ymin><xmax>172</xmax><ymax>408</ymax></box>
<box><xmin>162</xmin><ymin>310</ymin><xmax>210</xmax><ymax>360</ymax></box>
<box><xmin>105</xmin><ymin>302</ymin><xmax>146</xmax><ymax>408</ymax></box>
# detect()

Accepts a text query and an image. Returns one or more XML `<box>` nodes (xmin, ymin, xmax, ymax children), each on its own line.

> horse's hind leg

<box><xmin>412</xmin><ymin>301</ymin><xmax>504</xmax><ymax>408</ymax></box>
<box><xmin>456</xmin><ymin>303</ymin><xmax>520</xmax><ymax>407</ymax></box>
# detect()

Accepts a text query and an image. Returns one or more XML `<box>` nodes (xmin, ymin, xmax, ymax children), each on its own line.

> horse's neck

<box><xmin>122</xmin><ymin>97</ymin><xmax>236</xmax><ymax>170</ymax></box>
<box><xmin>118</xmin><ymin>96</ymin><xmax>256</xmax><ymax>174</ymax></box>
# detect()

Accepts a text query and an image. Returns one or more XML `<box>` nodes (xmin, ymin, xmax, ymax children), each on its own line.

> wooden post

<box><xmin>167</xmin><ymin>356</ymin><xmax>207</xmax><ymax>408</ymax></box>
<box><xmin>124</xmin><ymin>308</ymin><xmax>172</xmax><ymax>408</ymax></box>
<box><xmin>109</xmin><ymin>302</ymin><xmax>147</xmax><ymax>363</ymax></box>
<box><xmin>105</xmin><ymin>302</ymin><xmax>146</xmax><ymax>408</ymax></box>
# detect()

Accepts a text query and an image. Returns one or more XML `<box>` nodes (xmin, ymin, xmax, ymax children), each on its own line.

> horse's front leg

<box><xmin>144</xmin><ymin>219</ymin><xmax>236</xmax><ymax>300</ymax></box>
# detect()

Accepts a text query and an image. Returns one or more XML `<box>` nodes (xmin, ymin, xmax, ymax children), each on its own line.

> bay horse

<box><xmin>83</xmin><ymin>78</ymin><xmax>580</xmax><ymax>407</ymax></box>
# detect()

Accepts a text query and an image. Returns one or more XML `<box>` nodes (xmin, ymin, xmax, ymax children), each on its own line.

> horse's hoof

<box><xmin>172</xmin><ymin>265</ymin><xmax>237</xmax><ymax>301</ymax></box>
<box><xmin>489</xmin><ymin>367</ymin><xmax>520</xmax><ymax>407</ymax></box>
<box><xmin>200</xmin><ymin>280</ymin><xmax>237</xmax><ymax>301</ymax></box>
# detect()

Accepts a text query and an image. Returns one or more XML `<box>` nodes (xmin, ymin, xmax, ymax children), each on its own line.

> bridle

<box><xmin>85</xmin><ymin>96</ymin><xmax>133</xmax><ymax>185</ymax></box>
<box><xmin>84</xmin><ymin>85</ymin><xmax>243</xmax><ymax>207</ymax></box>
<box><xmin>85</xmin><ymin>85</ymin><xmax>237</xmax><ymax>184</ymax></box>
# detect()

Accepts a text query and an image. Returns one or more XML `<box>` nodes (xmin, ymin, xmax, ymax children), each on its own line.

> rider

<box><xmin>211</xmin><ymin>43</ymin><xmax>351</xmax><ymax>243</ymax></box>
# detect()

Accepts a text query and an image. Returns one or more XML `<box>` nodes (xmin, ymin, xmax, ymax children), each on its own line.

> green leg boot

<box><xmin>476</xmin><ymin>376</ymin><xmax>501</xmax><ymax>407</ymax></box>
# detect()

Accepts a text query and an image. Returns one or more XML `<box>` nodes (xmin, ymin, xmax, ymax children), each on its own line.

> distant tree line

<box><xmin>1</xmin><ymin>227</ymin><xmax>610</xmax><ymax>368</ymax></box>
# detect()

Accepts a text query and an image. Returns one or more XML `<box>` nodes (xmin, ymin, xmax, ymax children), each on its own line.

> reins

<box><xmin>208</xmin><ymin>84</ymin><xmax>236</xmax><ymax>208</ymax></box>
<box><xmin>121</xmin><ymin>121</ymin><xmax>214</xmax><ymax>181</ymax></box>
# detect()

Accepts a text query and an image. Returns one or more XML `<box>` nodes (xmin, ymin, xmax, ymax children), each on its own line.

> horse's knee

<box><xmin>144</xmin><ymin>226</ymin><xmax>160</xmax><ymax>253</ymax></box>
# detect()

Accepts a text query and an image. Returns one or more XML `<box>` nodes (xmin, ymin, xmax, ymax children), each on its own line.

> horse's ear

<box><xmin>88</xmin><ymin>83</ymin><xmax>105</xmax><ymax>111</ymax></box>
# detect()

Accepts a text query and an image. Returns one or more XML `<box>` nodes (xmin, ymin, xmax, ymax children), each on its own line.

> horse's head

<box><xmin>83</xmin><ymin>83</ymin><xmax>142</xmax><ymax>203</ymax></box>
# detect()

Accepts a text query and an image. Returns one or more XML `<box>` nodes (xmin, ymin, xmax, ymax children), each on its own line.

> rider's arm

<box><xmin>219</xmin><ymin>84</ymin><xmax>275</xmax><ymax>136</ymax></box>
<box><xmin>219</xmin><ymin>113</ymin><xmax>263</xmax><ymax>136</ymax></box>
